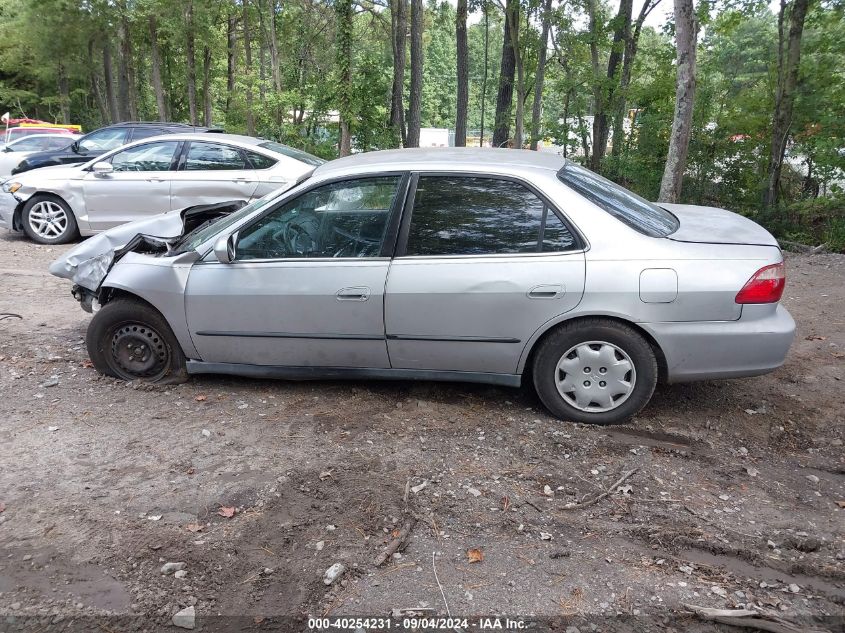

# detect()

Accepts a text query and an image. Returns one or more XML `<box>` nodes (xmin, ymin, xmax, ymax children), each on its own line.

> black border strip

<box><xmin>195</xmin><ymin>331</ymin><xmax>383</xmax><ymax>341</ymax></box>
<box><xmin>387</xmin><ymin>334</ymin><xmax>520</xmax><ymax>344</ymax></box>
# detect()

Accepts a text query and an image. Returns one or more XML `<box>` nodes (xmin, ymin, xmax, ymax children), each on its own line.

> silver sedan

<box><xmin>49</xmin><ymin>148</ymin><xmax>795</xmax><ymax>424</ymax></box>
<box><xmin>0</xmin><ymin>133</ymin><xmax>323</xmax><ymax>244</ymax></box>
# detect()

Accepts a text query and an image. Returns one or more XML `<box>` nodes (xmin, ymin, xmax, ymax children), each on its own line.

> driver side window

<box><xmin>109</xmin><ymin>141</ymin><xmax>180</xmax><ymax>172</ymax></box>
<box><xmin>236</xmin><ymin>176</ymin><xmax>401</xmax><ymax>260</ymax></box>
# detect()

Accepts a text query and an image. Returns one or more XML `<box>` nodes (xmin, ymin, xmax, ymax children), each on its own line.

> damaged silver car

<box><xmin>50</xmin><ymin>148</ymin><xmax>795</xmax><ymax>425</ymax></box>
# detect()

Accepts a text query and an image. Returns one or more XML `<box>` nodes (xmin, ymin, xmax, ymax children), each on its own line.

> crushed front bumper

<box><xmin>0</xmin><ymin>193</ymin><xmax>21</xmax><ymax>232</ymax></box>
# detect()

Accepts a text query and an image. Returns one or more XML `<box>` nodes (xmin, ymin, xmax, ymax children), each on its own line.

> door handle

<box><xmin>233</xmin><ymin>177</ymin><xmax>251</xmax><ymax>183</ymax></box>
<box><xmin>336</xmin><ymin>287</ymin><xmax>371</xmax><ymax>301</ymax></box>
<box><xmin>528</xmin><ymin>284</ymin><xmax>564</xmax><ymax>299</ymax></box>
<box><xmin>147</xmin><ymin>176</ymin><xmax>164</xmax><ymax>182</ymax></box>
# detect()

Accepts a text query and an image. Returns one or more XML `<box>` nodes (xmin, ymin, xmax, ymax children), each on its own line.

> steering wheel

<box><xmin>280</xmin><ymin>214</ymin><xmax>321</xmax><ymax>256</ymax></box>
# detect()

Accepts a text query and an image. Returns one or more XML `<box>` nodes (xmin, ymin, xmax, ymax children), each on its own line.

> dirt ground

<box><xmin>0</xmin><ymin>230</ymin><xmax>843</xmax><ymax>632</ymax></box>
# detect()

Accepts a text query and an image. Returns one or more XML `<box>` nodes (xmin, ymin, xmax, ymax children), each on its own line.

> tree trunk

<box><xmin>336</xmin><ymin>0</ymin><xmax>353</xmax><ymax>155</ymax></box>
<box><xmin>591</xmin><ymin>0</ymin><xmax>632</xmax><ymax>170</ymax></box>
<box><xmin>117</xmin><ymin>18</ymin><xmax>132</xmax><ymax>120</ymax></box>
<box><xmin>242</xmin><ymin>0</ymin><xmax>256</xmax><ymax>135</ymax></box>
<box><xmin>57</xmin><ymin>64</ymin><xmax>71</xmax><ymax>123</ymax></box>
<box><xmin>269</xmin><ymin>0</ymin><xmax>282</xmax><ymax>93</ymax></box>
<box><xmin>149</xmin><ymin>15</ymin><xmax>168</xmax><ymax>121</ymax></box>
<box><xmin>257</xmin><ymin>0</ymin><xmax>267</xmax><ymax>102</ymax></box>
<box><xmin>185</xmin><ymin>0</ymin><xmax>199</xmax><ymax>125</ymax></box>
<box><xmin>512</xmin><ymin>3</ymin><xmax>525</xmax><ymax>149</ymax></box>
<box><xmin>226</xmin><ymin>12</ymin><xmax>238</xmax><ymax>113</ymax></box>
<box><xmin>102</xmin><ymin>43</ymin><xmax>119</xmax><ymax>122</ymax></box>
<box><xmin>763</xmin><ymin>0</ymin><xmax>811</xmax><ymax>208</ymax></box>
<box><xmin>454</xmin><ymin>0</ymin><xmax>469</xmax><ymax>147</ymax></box>
<box><xmin>658</xmin><ymin>0</ymin><xmax>698</xmax><ymax>202</ymax></box>
<box><xmin>203</xmin><ymin>46</ymin><xmax>212</xmax><ymax>126</ymax></box>
<box><xmin>479</xmin><ymin>2</ymin><xmax>489</xmax><ymax>146</ymax></box>
<box><xmin>88</xmin><ymin>39</ymin><xmax>110</xmax><ymax>123</ymax></box>
<box><xmin>492</xmin><ymin>0</ymin><xmax>518</xmax><ymax>147</ymax></box>
<box><xmin>611</xmin><ymin>0</ymin><xmax>659</xmax><ymax>158</ymax></box>
<box><xmin>406</xmin><ymin>0</ymin><xmax>424</xmax><ymax>147</ymax></box>
<box><xmin>529</xmin><ymin>0</ymin><xmax>553</xmax><ymax>150</ymax></box>
<box><xmin>389</xmin><ymin>0</ymin><xmax>407</xmax><ymax>146</ymax></box>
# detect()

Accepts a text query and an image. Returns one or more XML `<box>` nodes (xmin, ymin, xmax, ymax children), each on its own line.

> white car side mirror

<box><xmin>92</xmin><ymin>161</ymin><xmax>113</xmax><ymax>176</ymax></box>
<box><xmin>213</xmin><ymin>233</ymin><xmax>237</xmax><ymax>264</ymax></box>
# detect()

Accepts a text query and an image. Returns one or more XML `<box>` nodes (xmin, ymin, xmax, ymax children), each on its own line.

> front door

<box><xmin>184</xmin><ymin>175</ymin><xmax>406</xmax><ymax>368</ymax></box>
<box><xmin>385</xmin><ymin>174</ymin><xmax>587</xmax><ymax>375</ymax></box>
<box><xmin>82</xmin><ymin>140</ymin><xmax>179</xmax><ymax>230</ymax></box>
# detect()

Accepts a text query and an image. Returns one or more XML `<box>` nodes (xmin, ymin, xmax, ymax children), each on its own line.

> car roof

<box><xmin>313</xmin><ymin>148</ymin><xmax>567</xmax><ymax>178</ymax></box>
<box><xmin>130</xmin><ymin>133</ymin><xmax>266</xmax><ymax>147</ymax></box>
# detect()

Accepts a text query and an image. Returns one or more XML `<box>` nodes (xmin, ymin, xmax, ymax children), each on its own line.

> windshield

<box><xmin>258</xmin><ymin>141</ymin><xmax>325</xmax><ymax>167</ymax></box>
<box><xmin>173</xmin><ymin>189</ymin><xmax>287</xmax><ymax>254</ymax></box>
<box><xmin>557</xmin><ymin>162</ymin><xmax>678</xmax><ymax>237</ymax></box>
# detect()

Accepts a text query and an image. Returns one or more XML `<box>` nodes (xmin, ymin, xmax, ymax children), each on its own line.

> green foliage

<box><xmin>0</xmin><ymin>0</ymin><xmax>841</xmax><ymax>249</ymax></box>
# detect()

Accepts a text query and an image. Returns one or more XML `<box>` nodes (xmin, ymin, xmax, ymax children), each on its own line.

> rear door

<box><xmin>81</xmin><ymin>140</ymin><xmax>179</xmax><ymax>230</ymax></box>
<box><xmin>384</xmin><ymin>174</ymin><xmax>586</xmax><ymax>375</ymax></box>
<box><xmin>169</xmin><ymin>141</ymin><xmax>259</xmax><ymax>209</ymax></box>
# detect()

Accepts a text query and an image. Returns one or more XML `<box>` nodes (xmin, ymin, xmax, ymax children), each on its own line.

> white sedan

<box><xmin>0</xmin><ymin>134</ymin><xmax>79</xmax><ymax>180</ymax></box>
<box><xmin>0</xmin><ymin>133</ymin><xmax>323</xmax><ymax>244</ymax></box>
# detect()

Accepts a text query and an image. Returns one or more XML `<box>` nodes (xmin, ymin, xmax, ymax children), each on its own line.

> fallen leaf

<box><xmin>319</xmin><ymin>470</ymin><xmax>334</xmax><ymax>481</ymax></box>
<box><xmin>391</xmin><ymin>528</ymin><xmax>401</xmax><ymax>538</ymax></box>
<box><xmin>833</xmin><ymin>352</ymin><xmax>845</xmax><ymax>359</ymax></box>
<box><xmin>195</xmin><ymin>395</ymin><xmax>207</xmax><ymax>402</ymax></box>
<box><xmin>147</xmin><ymin>514</ymin><xmax>163</xmax><ymax>521</ymax></box>
<box><xmin>186</xmin><ymin>523</ymin><xmax>204</xmax><ymax>533</ymax></box>
<box><xmin>81</xmin><ymin>359</ymin><xmax>94</xmax><ymax>368</ymax></box>
<box><xmin>186</xmin><ymin>467</ymin><xmax>195</xmax><ymax>475</ymax></box>
<box><xmin>218</xmin><ymin>506</ymin><xmax>236</xmax><ymax>518</ymax></box>
<box><xmin>467</xmin><ymin>548</ymin><xmax>484</xmax><ymax>563</ymax></box>
<box><xmin>0</xmin><ymin>501</ymin><xmax>5</xmax><ymax>512</ymax></box>
<box><xmin>501</xmin><ymin>495</ymin><xmax>511</xmax><ymax>512</ymax></box>
<box><xmin>805</xmin><ymin>335</ymin><xmax>827</xmax><ymax>341</ymax></box>
<box><xmin>837</xmin><ymin>501</ymin><xmax>845</xmax><ymax>508</ymax></box>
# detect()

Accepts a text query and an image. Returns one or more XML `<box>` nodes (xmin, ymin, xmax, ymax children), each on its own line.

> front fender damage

<box><xmin>49</xmin><ymin>200</ymin><xmax>245</xmax><ymax>311</ymax></box>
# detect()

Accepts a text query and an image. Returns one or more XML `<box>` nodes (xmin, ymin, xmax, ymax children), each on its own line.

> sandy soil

<box><xmin>0</xmin><ymin>231</ymin><xmax>842</xmax><ymax>632</ymax></box>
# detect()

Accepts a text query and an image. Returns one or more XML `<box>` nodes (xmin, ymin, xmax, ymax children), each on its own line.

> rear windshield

<box><xmin>557</xmin><ymin>162</ymin><xmax>678</xmax><ymax>237</ymax></box>
<box><xmin>257</xmin><ymin>141</ymin><xmax>325</xmax><ymax>167</ymax></box>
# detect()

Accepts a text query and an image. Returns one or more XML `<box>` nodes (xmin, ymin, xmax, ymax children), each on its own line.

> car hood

<box><xmin>659</xmin><ymin>203</ymin><xmax>779</xmax><ymax>247</ymax></box>
<box><xmin>49</xmin><ymin>200</ymin><xmax>246</xmax><ymax>292</ymax></box>
<box><xmin>13</xmin><ymin>163</ymin><xmax>85</xmax><ymax>183</ymax></box>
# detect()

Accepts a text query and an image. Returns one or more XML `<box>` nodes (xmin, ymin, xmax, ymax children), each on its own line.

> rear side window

<box><xmin>185</xmin><ymin>142</ymin><xmax>247</xmax><ymax>170</ymax></box>
<box><xmin>246</xmin><ymin>151</ymin><xmax>278</xmax><ymax>169</ymax></box>
<box><xmin>257</xmin><ymin>141</ymin><xmax>325</xmax><ymax>166</ymax></box>
<box><xmin>405</xmin><ymin>176</ymin><xmax>577</xmax><ymax>256</ymax></box>
<box><xmin>130</xmin><ymin>127</ymin><xmax>171</xmax><ymax>141</ymax></box>
<box><xmin>557</xmin><ymin>162</ymin><xmax>678</xmax><ymax>237</ymax></box>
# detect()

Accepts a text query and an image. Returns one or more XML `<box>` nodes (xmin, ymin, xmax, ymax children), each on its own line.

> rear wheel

<box><xmin>21</xmin><ymin>195</ymin><xmax>78</xmax><ymax>244</ymax></box>
<box><xmin>86</xmin><ymin>299</ymin><xmax>188</xmax><ymax>384</ymax></box>
<box><xmin>532</xmin><ymin>319</ymin><xmax>657</xmax><ymax>425</ymax></box>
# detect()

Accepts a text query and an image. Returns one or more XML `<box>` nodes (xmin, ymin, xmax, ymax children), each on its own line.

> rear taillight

<box><xmin>735</xmin><ymin>262</ymin><xmax>786</xmax><ymax>304</ymax></box>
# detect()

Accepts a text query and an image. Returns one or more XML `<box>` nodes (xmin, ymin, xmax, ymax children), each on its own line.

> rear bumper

<box><xmin>642</xmin><ymin>304</ymin><xmax>795</xmax><ymax>383</ymax></box>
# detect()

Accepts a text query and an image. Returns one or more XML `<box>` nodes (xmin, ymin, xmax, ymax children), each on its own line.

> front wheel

<box><xmin>532</xmin><ymin>319</ymin><xmax>657</xmax><ymax>425</ymax></box>
<box><xmin>21</xmin><ymin>195</ymin><xmax>79</xmax><ymax>244</ymax></box>
<box><xmin>86</xmin><ymin>299</ymin><xmax>188</xmax><ymax>384</ymax></box>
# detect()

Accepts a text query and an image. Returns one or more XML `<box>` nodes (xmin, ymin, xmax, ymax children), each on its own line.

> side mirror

<box><xmin>92</xmin><ymin>161</ymin><xmax>113</xmax><ymax>177</ymax></box>
<box><xmin>71</xmin><ymin>140</ymin><xmax>82</xmax><ymax>154</ymax></box>
<box><xmin>213</xmin><ymin>232</ymin><xmax>237</xmax><ymax>263</ymax></box>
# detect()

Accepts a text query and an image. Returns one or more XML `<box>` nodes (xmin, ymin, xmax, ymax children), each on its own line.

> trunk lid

<box><xmin>660</xmin><ymin>203</ymin><xmax>779</xmax><ymax>247</ymax></box>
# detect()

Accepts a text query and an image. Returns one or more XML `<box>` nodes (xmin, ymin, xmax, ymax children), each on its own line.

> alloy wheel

<box><xmin>28</xmin><ymin>200</ymin><xmax>69</xmax><ymax>240</ymax></box>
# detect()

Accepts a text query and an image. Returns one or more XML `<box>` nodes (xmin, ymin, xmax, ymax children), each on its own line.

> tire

<box><xmin>532</xmin><ymin>318</ymin><xmax>657</xmax><ymax>425</ymax></box>
<box><xmin>86</xmin><ymin>299</ymin><xmax>188</xmax><ymax>384</ymax></box>
<box><xmin>21</xmin><ymin>194</ymin><xmax>79</xmax><ymax>245</ymax></box>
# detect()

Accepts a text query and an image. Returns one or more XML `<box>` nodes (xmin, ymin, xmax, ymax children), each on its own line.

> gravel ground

<box><xmin>0</xmin><ymin>231</ymin><xmax>843</xmax><ymax>632</ymax></box>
